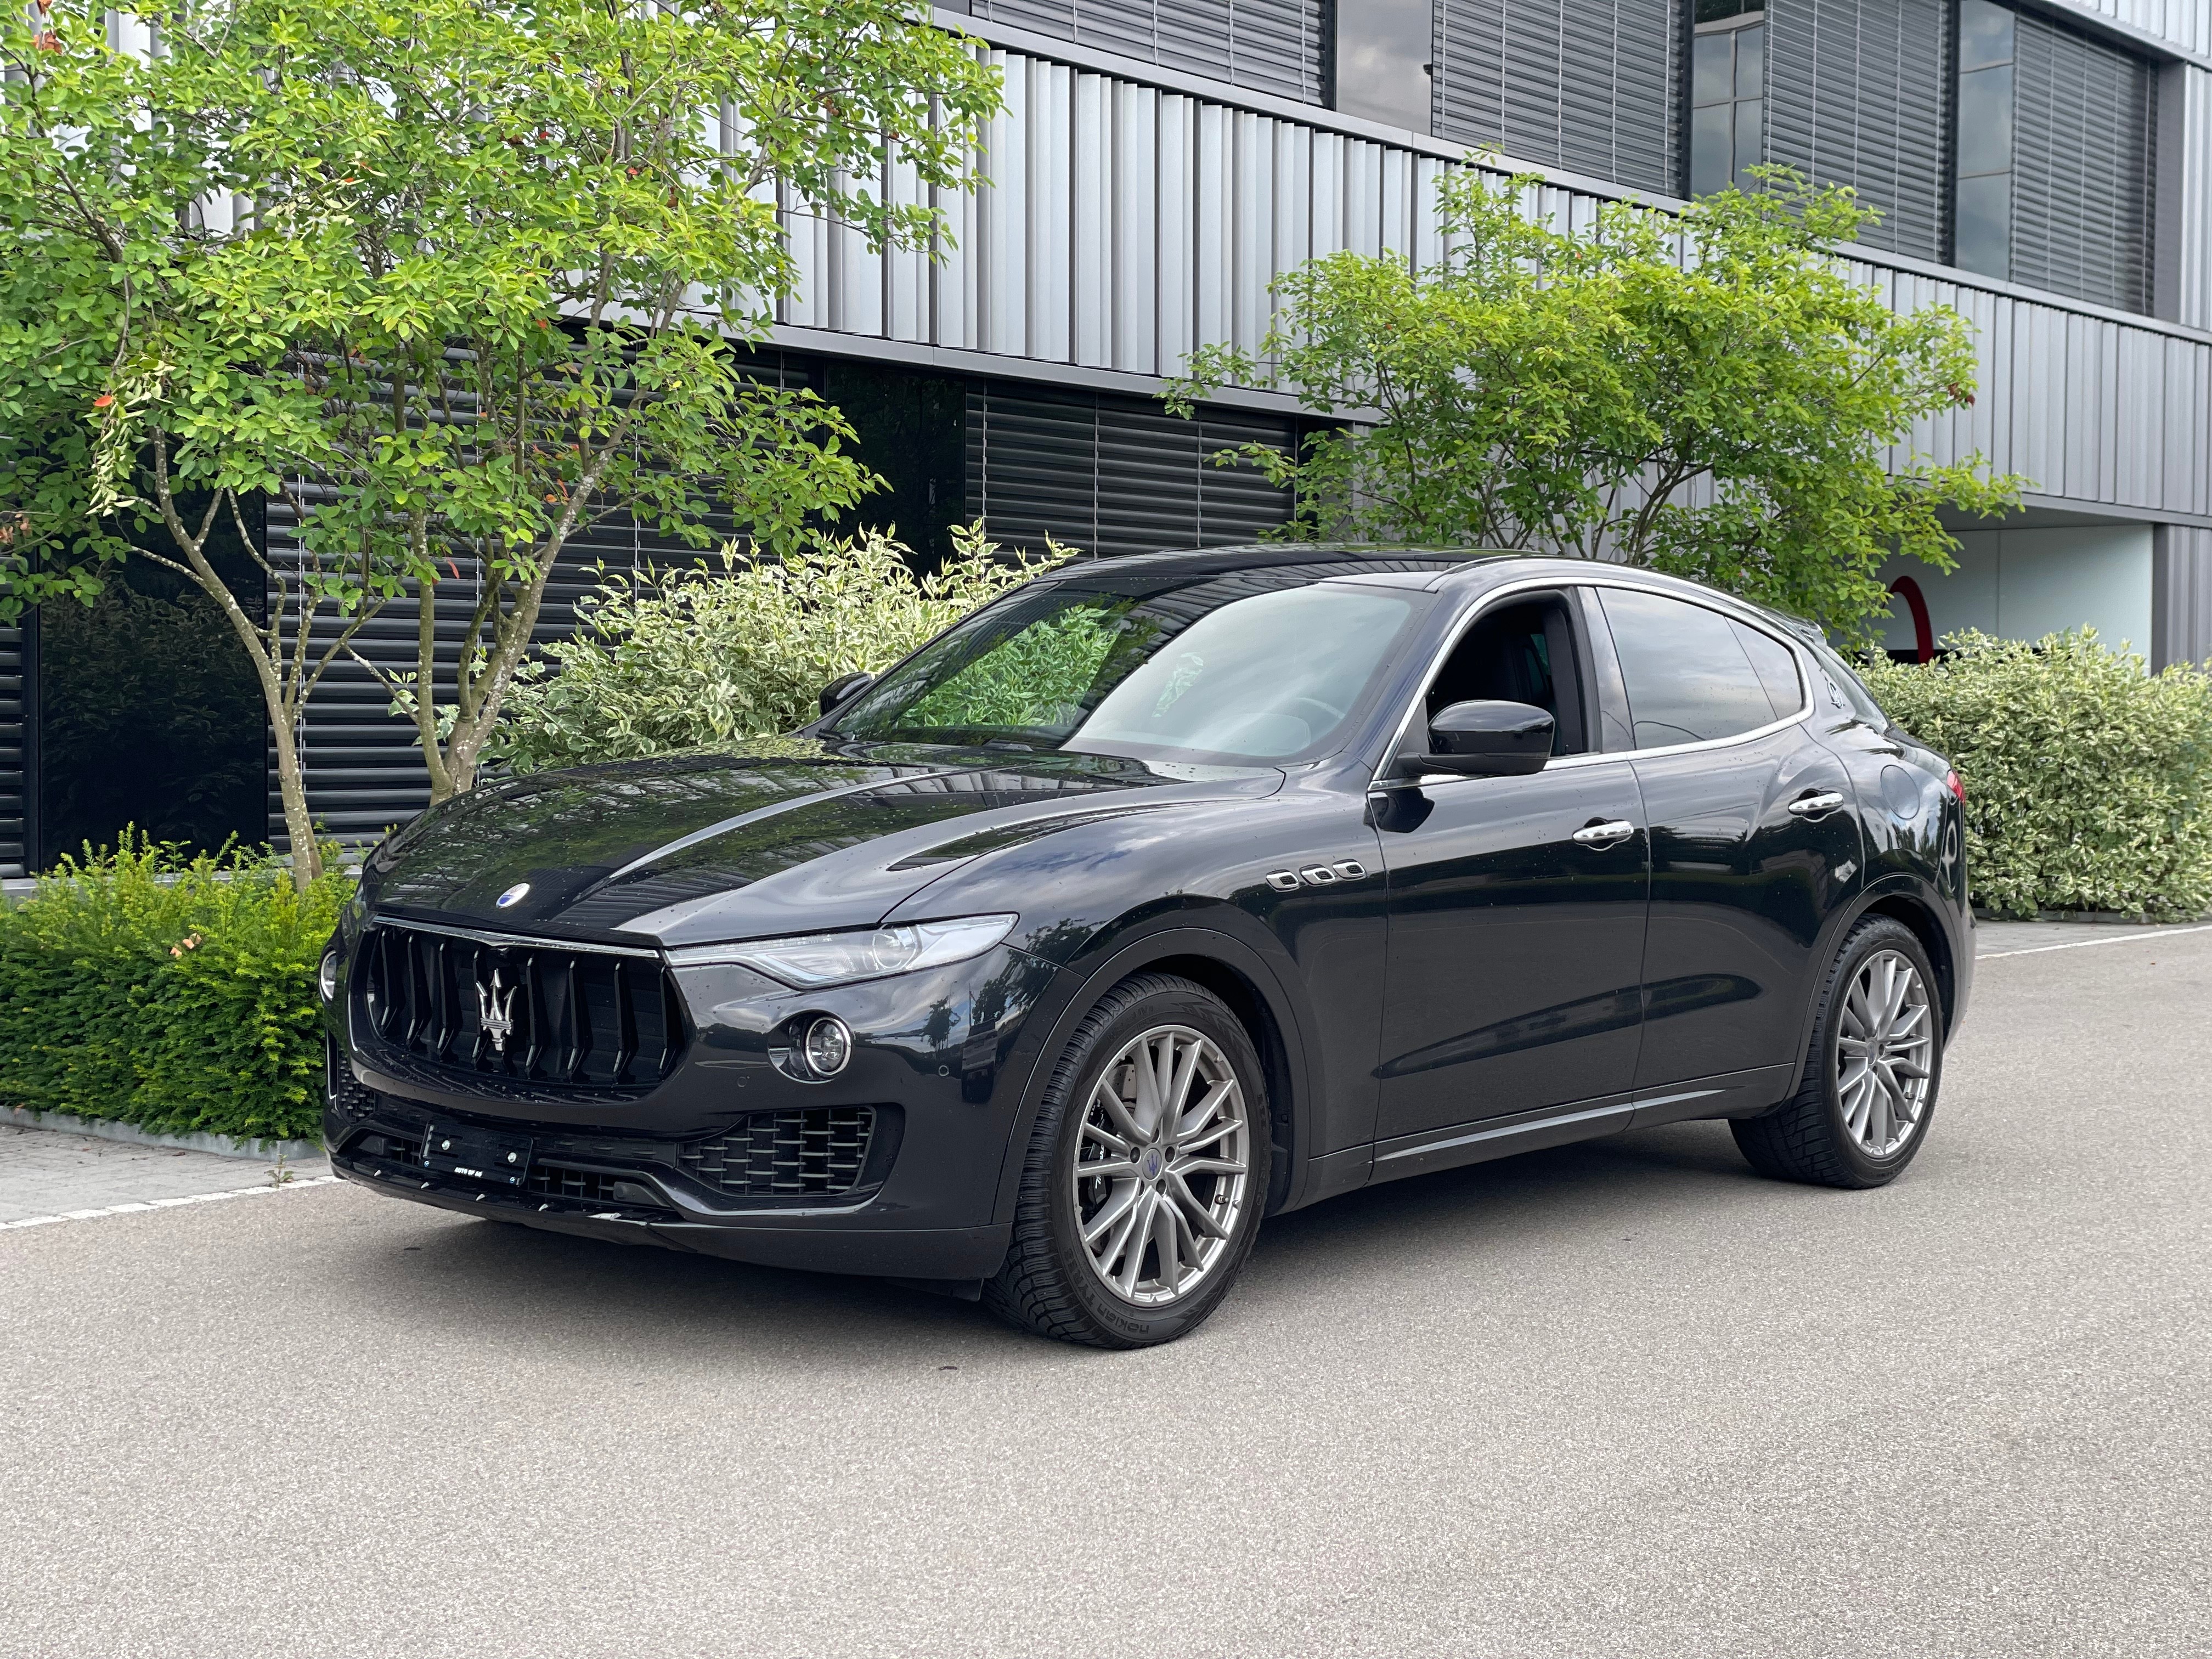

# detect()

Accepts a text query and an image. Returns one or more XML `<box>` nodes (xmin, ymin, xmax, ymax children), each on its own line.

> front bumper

<box><xmin>328</xmin><ymin>1161</ymin><xmax>1013</xmax><ymax>1278</ymax></box>
<box><xmin>324</xmin><ymin>935</ymin><xmax>1071</xmax><ymax>1283</ymax></box>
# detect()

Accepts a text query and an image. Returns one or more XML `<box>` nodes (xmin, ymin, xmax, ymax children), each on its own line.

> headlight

<box><xmin>318</xmin><ymin>950</ymin><xmax>342</xmax><ymax>1002</ymax></box>
<box><xmin>667</xmin><ymin>915</ymin><xmax>1019</xmax><ymax>989</ymax></box>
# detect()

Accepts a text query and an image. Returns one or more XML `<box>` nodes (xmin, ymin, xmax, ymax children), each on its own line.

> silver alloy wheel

<box><xmin>1071</xmin><ymin>1023</ymin><xmax>1252</xmax><ymax>1307</ymax></box>
<box><xmin>1836</xmin><ymin>949</ymin><xmax>1934</xmax><ymax>1156</ymax></box>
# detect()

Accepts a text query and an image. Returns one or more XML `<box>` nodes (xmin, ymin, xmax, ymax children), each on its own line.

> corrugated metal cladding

<box><xmin>963</xmin><ymin>383</ymin><xmax>1295</xmax><ymax>556</ymax></box>
<box><xmin>1430</xmin><ymin>0</ymin><xmax>1679</xmax><ymax>196</ymax></box>
<box><xmin>788</xmin><ymin>39</ymin><xmax>2209</xmax><ymax>524</ymax></box>
<box><xmin>2164</xmin><ymin>63</ymin><xmax>2212</xmax><ymax>328</ymax></box>
<box><xmin>1765</xmin><ymin>0</ymin><xmax>1950</xmax><ymax>261</ymax></box>
<box><xmin>1870</xmin><ymin>258</ymin><xmax>2211</xmax><ymax>519</ymax></box>
<box><xmin>787</xmin><ymin>47</ymin><xmax>1547</xmax><ymax>372</ymax></box>
<box><xmin>2061</xmin><ymin>0</ymin><xmax>2211</xmax><ymax>57</ymax></box>
<box><xmin>0</xmin><ymin>624</ymin><xmax>25</xmax><ymax>877</ymax></box>
<box><xmin>968</xmin><ymin>0</ymin><xmax>1324</xmax><ymax>103</ymax></box>
<box><xmin>2153</xmin><ymin>524</ymin><xmax>2212</xmax><ymax>669</ymax></box>
<box><xmin>2012</xmin><ymin>9</ymin><xmax>2158</xmax><ymax>312</ymax></box>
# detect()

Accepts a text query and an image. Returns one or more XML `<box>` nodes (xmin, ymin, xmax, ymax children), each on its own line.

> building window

<box><xmin>1690</xmin><ymin>2</ymin><xmax>1764</xmax><ymax>196</ymax></box>
<box><xmin>1330</xmin><ymin>0</ymin><xmax>1434</xmax><ymax>134</ymax></box>
<box><xmin>1953</xmin><ymin>0</ymin><xmax>2014</xmax><ymax>279</ymax></box>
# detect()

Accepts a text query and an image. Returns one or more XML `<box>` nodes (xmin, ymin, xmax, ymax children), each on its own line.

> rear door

<box><xmin>1587</xmin><ymin>586</ymin><xmax>1862</xmax><ymax>1111</ymax></box>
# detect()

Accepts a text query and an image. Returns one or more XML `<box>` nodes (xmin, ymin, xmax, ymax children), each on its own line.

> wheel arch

<box><xmin>1857</xmin><ymin>890</ymin><xmax>1960</xmax><ymax>1034</ymax></box>
<box><xmin>990</xmin><ymin>927</ymin><xmax>1316</xmax><ymax>1228</ymax></box>
<box><xmin>1786</xmin><ymin>880</ymin><xmax>1961</xmax><ymax>1074</ymax></box>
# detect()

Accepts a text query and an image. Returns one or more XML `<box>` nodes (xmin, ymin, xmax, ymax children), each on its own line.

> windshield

<box><xmin>828</xmin><ymin>575</ymin><xmax>1426</xmax><ymax>764</ymax></box>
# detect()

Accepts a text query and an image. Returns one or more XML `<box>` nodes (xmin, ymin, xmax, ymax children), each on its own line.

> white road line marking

<box><xmin>0</xmin><ymin>1175</ymin><xmax>340</xmax><ymax>1232</ymax></box>
<box><xmin>1980</xmin><ymin>923</ymin><xmax>2212</xmax><ymax>960</ymax></box>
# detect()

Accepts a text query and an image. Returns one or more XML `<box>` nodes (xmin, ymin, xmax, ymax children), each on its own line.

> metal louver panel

<box><xmin>2011</xmin><ymin>9</ymin><xmax>2156</xmax><ymax>313</ymax></box>
<box><xmin>964</xmin><ymin>383</ymin><xmax>1297</xmax><ymax>558</ymax></box>
<box><xmin>0</xmin><ymin>623</ymin><xmax>24</xmax><ymax>876</ymax></box>
<box><xmin>976</xmin><ymin>0</ymin><xmax>1325</xmax><ymax>104</ymax></box>
<box><xmin>1433</xmin><ymin>0</ymin><xmax>1680</xmax><ymax>197</ymax></box>
<box><xmin>1764</xmin><ymin>0</ymin><xmax>1950</xmax><ymax>262</ymax></box>
<box><xmin>266</xmin><ymin>357</ymin><xmax>805</xmax><ymax>848</ymax></box>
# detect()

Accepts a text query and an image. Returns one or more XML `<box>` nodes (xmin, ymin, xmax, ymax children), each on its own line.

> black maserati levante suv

<box><xmin>323</xmin><ymin>548</ymin><xmax>1971</xmax><ymax>1347</ymax></box>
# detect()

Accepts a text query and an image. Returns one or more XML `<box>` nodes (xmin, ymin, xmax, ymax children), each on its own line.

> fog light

<box><xmin>802</xmin><ymin>1015</ymin><xmax>853</xmax><ymax>1079</ymax></box>
<box><xmin>318</xmin><ymin>950</ymin><xmax>341</xmax><ymax>1002</ymax></box>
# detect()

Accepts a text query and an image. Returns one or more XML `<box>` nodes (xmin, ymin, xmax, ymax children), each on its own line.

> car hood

<box><xmin>364</xmin><ymin>743</ymin><xmax>1284</xmax><ymax>947</ymax></box>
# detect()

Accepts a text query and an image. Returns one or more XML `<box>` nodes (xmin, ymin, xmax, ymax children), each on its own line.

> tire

<box><xmin>1733</xmin><ymin>916</ymin><xmax>1944</xmax><ymax>1189</ymax></box>
<box><xmin>983</xmin><ymin>973</ymin><xmax>1272</xmax><ymax>1348</ymax></box>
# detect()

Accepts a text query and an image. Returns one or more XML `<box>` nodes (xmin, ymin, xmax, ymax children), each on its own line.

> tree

<box><xmin>1166</xmin><ymin>166</ymin><xmax>2025</xmax><ymax>635</ymax></box>
<box><xmin>1</xmin><ymin>0</ymin><xmax>1000</xmax><ymax>882</ymax></box>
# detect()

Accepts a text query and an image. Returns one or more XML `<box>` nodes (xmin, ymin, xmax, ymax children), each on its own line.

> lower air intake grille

<box><xmin>527</xmin><ymin>1165</ymin><xmax>631</xmax><ymax>1204</ymax></box>
<box><xmin>679</xmin><ymin>1108</ymin><xmax>877</xmax><ymax>1198</ymax></box>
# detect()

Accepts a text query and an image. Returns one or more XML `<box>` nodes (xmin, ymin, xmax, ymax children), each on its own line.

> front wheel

<box><xmin>1733</xmin><ymin>916</ymin><xmax>1944</xmax><ymax>1189</ymax></box>
<box><xmin>984</xmin><ymin>974</ymin><xmax>1270</xmax><ymax>1348</ymax></box>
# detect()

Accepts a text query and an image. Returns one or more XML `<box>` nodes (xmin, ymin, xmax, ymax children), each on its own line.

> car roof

<box><xmin>1043</xmin><ymin>544</ymin><xmax>1507</xmax><ymax>585</ymax></box>
<box><xmin>1059</xmin><ymin>545</ymin><xmax>1803</xmax><ymax>618</ymax></box>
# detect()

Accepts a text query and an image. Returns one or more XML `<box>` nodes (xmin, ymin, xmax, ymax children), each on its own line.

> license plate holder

<box><xmin>422</xmin><ymin>1124</ymin><xmax>535</xmax><ymax>1189</ymax></box>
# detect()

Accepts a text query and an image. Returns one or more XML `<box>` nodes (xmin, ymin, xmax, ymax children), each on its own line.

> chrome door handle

<box><xmin>1787</xmin><ymin>791</ymin><xmax>1847</xmax><ymax>818</ymax></box>
<box><xmin>1572</xmin><ymin>820</ymin><xmax>1637</xmax><ymax>847</ymax></box>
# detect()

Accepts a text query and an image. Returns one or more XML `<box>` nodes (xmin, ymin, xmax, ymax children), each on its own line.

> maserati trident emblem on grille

<box><xmin>477</xmin><ymin>968</ymin><xmax>517</xmax><ymax>1054</ymax></box>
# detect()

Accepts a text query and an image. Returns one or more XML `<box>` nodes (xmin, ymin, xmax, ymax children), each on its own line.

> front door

<box><xmin>1374</xmin><ymin>590</ymin><xmax>1652</xmax><ymax>1142</ymax></box>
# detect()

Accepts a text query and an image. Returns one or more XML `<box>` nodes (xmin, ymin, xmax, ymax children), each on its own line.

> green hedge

<box><xmin>0</xmin><ymin>836</ymin><xmax>351</xmax><ymax>1142</ymax></box>
<box><xmin>1863</xmin><ymin>630</ymin><xmax>2212</xmax><ymax>920</ymax></box>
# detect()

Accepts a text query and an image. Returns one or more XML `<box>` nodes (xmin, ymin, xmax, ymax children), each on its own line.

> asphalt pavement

<box><xmin>4</xmin><ymin>923</ymin><xmax>2209</xmax><ymax>1658</ymax></box>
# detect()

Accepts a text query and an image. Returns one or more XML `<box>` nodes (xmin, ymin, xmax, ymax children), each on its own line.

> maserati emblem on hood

<box><xmin>476</xmin><ymin>969</ymin><xmax>517</xmax><ymax>1054</ymax></box>
<box><xmin>495</xmin><ymin>882</ymin><xmax>531</xmax><ymax>909</ymax></box>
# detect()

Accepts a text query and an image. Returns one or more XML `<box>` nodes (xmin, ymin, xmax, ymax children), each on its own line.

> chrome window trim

<box><xmin>366</xmin><ymin>914</ymin><xmax>664</xmax><ymax>960</ymax></box>
<box><xmin>1370</xmin><ymin>574</ymin><xmax>1815</xmax><ymax>789</ymax></box>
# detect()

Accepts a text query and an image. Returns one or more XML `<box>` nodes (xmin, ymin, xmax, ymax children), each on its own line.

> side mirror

<box><xmin>819</xmin><ymin>671</ymin><xmax>875</xmax><ymax>719</ymax></box>
<box><xmin>1393</xmin><ymin>699</ymin><xmax>1554</xmax><ymax>780</ymax></box>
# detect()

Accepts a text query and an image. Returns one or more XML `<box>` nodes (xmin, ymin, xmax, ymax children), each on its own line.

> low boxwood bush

<box><xmin>1863</xmin><ymin>630</ymin><xmax>2212</xmax><ymax>919</ymax></box>
<box><xmin>0</xmin><ymin>836</ymin><xmax>351</xmax><ymax>1142</ymax></box>
<box><xmin>489</xmin><ymin>523</ymin><xmax>1065</xmax><ymax>774</ymax></box>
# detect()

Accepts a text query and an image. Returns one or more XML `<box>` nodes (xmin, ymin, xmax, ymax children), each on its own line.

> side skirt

<box><xmin>1359</xmin><ymin>1064</ymin><xmax>1794</xmax><ymax>1188</ymax></box>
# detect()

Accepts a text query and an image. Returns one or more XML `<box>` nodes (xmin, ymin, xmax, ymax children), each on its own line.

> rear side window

<box><xmin>1596</xmin><ymin>589</ymin><xmax>1796</xmax><ymax>749</ymax></box>
<box><xmin>1731</xmin><ymin>621</ymin><xmax>1804</xmax><ymax>717</ymax></box>
<box><xmin>1805</xmin><ymin>636</ymin><xmax>1890</xmax><ymax>728</ymax></box>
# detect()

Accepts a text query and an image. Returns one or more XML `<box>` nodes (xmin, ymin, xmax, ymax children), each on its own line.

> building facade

<box><xmin>6</xmin><ymin>0</ymin><xmax>2211</xmax><ymax>873</ymax></box>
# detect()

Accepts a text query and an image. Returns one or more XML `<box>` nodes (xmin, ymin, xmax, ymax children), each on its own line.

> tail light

<box><xmin>1945</xmin><ymin>770</ymin><xmax>1965</xmax><ymax>805</ymax></box>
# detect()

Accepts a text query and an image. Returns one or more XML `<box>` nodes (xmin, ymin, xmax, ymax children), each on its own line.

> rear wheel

<box><xmin>984</xmin><ymin>974</ymin><xmax>1269</xmax><ymax>1348</ymax></box>
<box><xmin>1733</xmin><ymin>916</ymin><xmax>1943</xmax><ymax>1189</ymax></box>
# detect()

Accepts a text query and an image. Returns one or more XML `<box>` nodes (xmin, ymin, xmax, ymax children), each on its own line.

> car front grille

<box><xmin>679</xmin><ymin>1108</ymin><xmax>877</xmax><ymax>1198</ymax></box>
<box><xmin>355</xmin><ymin>923</ymin><xmax>686</xmax><ymax>1091</ymax></box>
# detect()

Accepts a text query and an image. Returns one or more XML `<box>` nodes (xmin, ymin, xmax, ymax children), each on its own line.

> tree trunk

<box><xmin>268</xmin><ymin>710</ymin><xmax>326</xmax><ymax>890</ymax></box>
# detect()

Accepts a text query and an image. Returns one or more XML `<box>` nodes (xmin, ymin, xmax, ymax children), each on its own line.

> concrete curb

<box><xmin>0</xmin><ymin>1105</ymin><xmax>322</xmax><ymax>1163</ymax></box>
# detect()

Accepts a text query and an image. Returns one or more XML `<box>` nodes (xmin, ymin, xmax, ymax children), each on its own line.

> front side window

<box><xmin>1690</xmin><ymin>2</ymin><xmax>1765</xmax><ymax>196</ymax></box>
<box><xmin>1596</xmin><ymin>588</ymin><xmax>1801</xmax><ymax>749</ymax></box>
<box><xmin>1953</xmin><ymin>0</ymin><xmax>2016</xmax><ymax>279</ymax></box>
<box><xmin>831</xmin><ymin>577</ymin><xmax>1426</xmax><ymax>765</ymax></box>
<box><xmin>1421</xmin><ymin>597</ymin><xmax>1590</xmax><ymax>756</ymax></box>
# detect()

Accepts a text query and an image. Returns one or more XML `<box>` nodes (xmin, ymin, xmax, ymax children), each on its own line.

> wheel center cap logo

<box><xmin>495</xmin><ymin>882</ymin><xmax>531</xmax><ymax>909</ymax></box>
<box><xmin>1141</xmin><ymin>1147</ymin><xmax>1165</xmax><ymax>1181</ymax></box>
